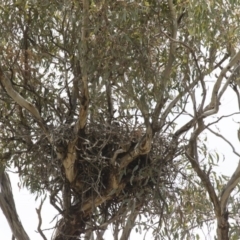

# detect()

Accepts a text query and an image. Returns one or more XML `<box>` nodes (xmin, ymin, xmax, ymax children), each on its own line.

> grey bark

<box><xmin>0</xmin><ymin>169</ymin><xmax>30</xmax><ymax>240</ymax></box>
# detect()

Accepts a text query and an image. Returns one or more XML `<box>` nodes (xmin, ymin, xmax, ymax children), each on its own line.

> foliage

<box><xmin>1</xmin><ymin>0</ymin><xmax>240</xmax><ymax>239</ymax></box>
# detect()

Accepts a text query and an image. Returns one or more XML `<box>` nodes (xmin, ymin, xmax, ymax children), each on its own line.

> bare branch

<box><xmin>207</xmin><ymin>127</ymin><xmax>240</xmax><ymax>158</ymax></box>
<box><xmin>205</xmin><ymin>112</ymin><xmax>240</xmax><ymax>127</ymax></box>
<box><xmin>35</xmin><ymin>195</ymin><xmax>48</xmax><ymax>240</ymax></box>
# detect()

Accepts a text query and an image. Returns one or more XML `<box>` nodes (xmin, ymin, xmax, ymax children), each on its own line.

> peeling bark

<box><xmin>62</xmin><ymin>141</ymin><xmax>77</xmax><ymax>183</ymax></box>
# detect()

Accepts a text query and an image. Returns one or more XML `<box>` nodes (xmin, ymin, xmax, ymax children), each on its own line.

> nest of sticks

<box><xmin>17</xmin><ymin>120</ymin><xmax>181</xmax><ymax>228</ymax></box>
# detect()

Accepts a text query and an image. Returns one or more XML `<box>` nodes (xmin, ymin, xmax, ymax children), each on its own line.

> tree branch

<box><xmin>75</xmin><ymin>0</ymin><xmax>89</xmax><ymax>133</ymax></box>
<box><xmin>159</xmin><ymin>77</ymin><xmax>200</xmax><ymax>130</ymax></box>
<box><xmin>152</xmin><ymin>0</ymin><xmax>178</xmax><ymax>129</ymax></box>
<box><xmin>62</xmin><ymin>141</ymin><xmax>77</xmax><ymax>182</ymax></box>
<box><xmin>119</xmin><ymin>125</ymin><xmax>152</xmax><ymax>169</ymax></box>
<box><xmin>207</xmin><ymin>127</ymin><xmax>240</xmax><ymax>158</ymax></box>
<box><xmin>203</xmin><ymin>50</ymin><xmax>240</xmax><ymax>117</ymax></box>
<box><xmin>0</xmin><ymin>68</ymin><xmax>51</xmax><ymax>142</ymax></box>
<box><xmin>35</xmin><ymin>195</ymin><xmax>48</xmax><ymax>240</ymax></box>
<box><xmin>220</xmin><ymin>161</ymin><xmax>240</xmax><ymax>214</ymax></box>
<box><xmin>119</xmin><ymin>201</ymin><xmax>139</xmax><ymax>240</ymax></box>
<box><xmin>185</xmin><ymin>119</ymin><xmax>221</xmax><ymax>217</ymax></box>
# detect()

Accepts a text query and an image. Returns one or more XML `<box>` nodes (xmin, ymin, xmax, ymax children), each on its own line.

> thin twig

<box><xmin>35</xmin><ymin>195</ymin><xmax>48</xmax><ymax>240</ymax></box>
<box><xmin>207</xmin><ymin>127</ymin><xmax>240</xmax><ymax>158</ymax></box>
<box><xmin>205</xmin><ymin>112</ymin><xmax>240</xmax><ymax>128</ymax></box>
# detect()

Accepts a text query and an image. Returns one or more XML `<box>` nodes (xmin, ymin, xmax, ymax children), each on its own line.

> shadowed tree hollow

<box><xmin>1</xmin><ymin>0</ymin><xmax>240</xmax><ymax>240</ymax></box>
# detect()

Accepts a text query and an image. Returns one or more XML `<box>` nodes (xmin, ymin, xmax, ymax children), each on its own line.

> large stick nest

<box><xmin>20</xmin><ymin>120</ymin><xmax>182</xmax><ymax>217</ymax></box>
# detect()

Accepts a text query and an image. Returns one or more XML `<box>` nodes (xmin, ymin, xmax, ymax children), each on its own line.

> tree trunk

<box><xmin>52</xmin><ymin>214</ymin><xmax>87</xmax><ymax>240</ymax></box>
<box><xmin>0</xmin><ymin>170</ymin><xmax>30</xmax><ymax>240</ymax></box>
<box><xmin>217</xmin><ymin>212</ymin><xmax>229</xmax><ymax>240</ymax></box>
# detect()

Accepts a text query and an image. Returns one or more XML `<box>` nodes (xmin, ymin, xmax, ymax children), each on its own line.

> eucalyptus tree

<box><xmin>1</xmin><ymin>0</ymin><xmax>240</xmax><ymax>240</ymax></box>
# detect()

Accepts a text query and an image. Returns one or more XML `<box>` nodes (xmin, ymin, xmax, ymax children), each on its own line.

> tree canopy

<box><xmin>1</xmin><ymin>0</ymin><xmax>240</xmax><ymax>239</ymax></box>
